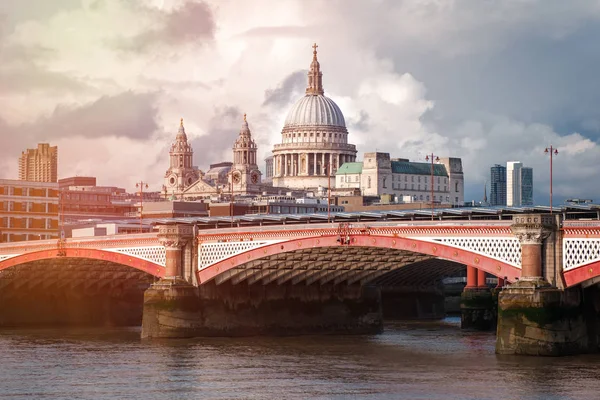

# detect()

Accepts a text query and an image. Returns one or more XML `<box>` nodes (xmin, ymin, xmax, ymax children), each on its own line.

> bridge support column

<box><xmin>142</xmin><ymin>224</ymin><xmax>198</xmax><ymax>339</ymax></box>
<box><xmin>461</xmin><ymin>267</ymin><xmax>495</xmax><ymax>330</ymax></box>
<box><xmin>496</xmin><ymin>214</ymin><xmax>593</xmax><ymax>356</ymax></box>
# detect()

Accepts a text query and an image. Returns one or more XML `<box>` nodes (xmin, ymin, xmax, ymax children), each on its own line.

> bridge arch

<box><xmin>563</xmin><ymin>260</ymin><xmax>600</xmax><ymax>288</ymax></box>
<box><xmin>0</xmin><ymin>248</ymin><xmax>165</xmax><ymax>278</ymax></box>
<box><xmin>198</xmin><ymin>234</ymin><xmax>521</xmax><ymax>285</ymax></box>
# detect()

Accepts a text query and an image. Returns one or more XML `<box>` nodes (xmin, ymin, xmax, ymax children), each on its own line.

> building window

<box><xmin>426</xmin><ymin>195</ymin><xmax>430</xmax><ymax>201</ymax></box>
<box><xmin>455</xmin><ymin>196</ymin><xmax>459</xmax><ymax>203</ymax></box>
<box><xmin>411</xmin><ymin>176</ymin><xmax>414</xmax><ymax>182</ymax></box>
<box><xmin>355</xmin><ymin>176</ymin><xmax>359</xmax><ymax>182</ymax></box>
<box><xmin>418</xmin><ymin>176</ymin><xmax>421</xmax><ymax>183</ymax></box>
<box><xmin>383</xmin><ymin>177</ymin><xmax>387</xmax><ymax>188</ymax></box>
<box><xmin>455</xmin><ymin>182</ymin><xmax>459</xmax><ymax>192</ymax></box>
<box><xmin>367</xmin><ymin>176</ymin><xmax>372</xmax><ymax>188</ymax></box>
<box><xmin>404</xmin><ymin>176</ymin><xmax>407</xmax><ymax>182</ymax></box>
<box><xmin>419</xmin><ymin>195</ymin><xmax>423</xmax><ymax>200</ymax></box>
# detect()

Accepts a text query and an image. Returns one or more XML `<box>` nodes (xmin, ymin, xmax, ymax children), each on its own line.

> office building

<box><xmin>0</xmin><ymin>179</ymin><xmax>59</xmax><ymax>242</ymax></box>
<box><xmin>490</xmin><ymin>164</ymin><xmax>507</xmax><ymax>206</ymax></box>
<box><xmin>18</xmin><ymin>143</ymin><xmax>58</xmax><ymax>183</ymax></box>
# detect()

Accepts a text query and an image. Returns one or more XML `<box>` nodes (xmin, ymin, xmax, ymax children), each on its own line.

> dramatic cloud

<box><xmin>115</xmin><ymin>1</ymin><xmax>215</xmax><ymax>53</ymax></box>
<box><xmin>1</xmin><ymin>0</ymin><xmax>600</xmax><ymax>203</ymax></box>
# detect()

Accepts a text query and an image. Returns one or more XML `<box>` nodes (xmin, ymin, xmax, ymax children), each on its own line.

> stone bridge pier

<box><xmin>141</xmin><ymin>225</ymin><xmax>382</xmax><ymax>338</ymax></box>
<box><xmin>496</xmin><ymin>214</ymin><xmax>600</xmax><ymax>356</ymax></box>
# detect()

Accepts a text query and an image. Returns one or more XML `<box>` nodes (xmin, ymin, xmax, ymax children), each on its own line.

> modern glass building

<box><xmin>521</xmin><ymin>167</ymin><xmax>533</xmax><ymax>205</ymax></box>
<box><xmin>490</xmin><ymin>164</ymin><xmax>507</xmax><ymax>206</ymax></box>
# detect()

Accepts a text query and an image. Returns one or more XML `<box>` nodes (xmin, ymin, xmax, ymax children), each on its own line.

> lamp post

<box><xmin>544</xmin><ymin>145</ymin><xmax>558</xmax><ymax>214</ymax></box>
<box><xmin>425</xmin><ymin>153</ymin><xmax>439</xmax><ymax>220</ymax></box>
<box><xmin>136</xmin><ymin>181</ymin><xmax>149</xmax><ymax>233</ymax></box>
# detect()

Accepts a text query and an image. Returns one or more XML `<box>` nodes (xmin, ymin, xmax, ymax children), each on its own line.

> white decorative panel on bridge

<box><xmin>425</xmin><ymin>237</ymin><xmax>522</xmax><ymax>267</ymax></box>
<box><xmin>105</xmin><ymin>246</ymin><xmax>166</xmax><ymax>267</ymax></box>
<box><xmin>198</xmin><ymin>240</ymin><xmax>284</xmax><ymax>270</ymax></box>
<box><xmin>0</xmin><ymin>254</ymin><xmax>19</xmax><ymax>262</ymax></box>
<box><xmin>563</xmin><ymin>238</ymin><xmax>600</xmax><ymax>271</ymax></box>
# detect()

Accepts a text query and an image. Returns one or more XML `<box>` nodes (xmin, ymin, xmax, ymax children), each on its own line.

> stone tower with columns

<box><xmin>164</xmin><ymin>119</ymin><xmax>200</xmax><ymax>198</ymax></box>
<box><xmin>271</xmin><ymin>43</ymin><xmax>357</xmax><ymax>190</ymax></box>
<box><xmin>229</xmin><ymin>114</ymin><xmax>262</xmax><ymax>195</ymax></box>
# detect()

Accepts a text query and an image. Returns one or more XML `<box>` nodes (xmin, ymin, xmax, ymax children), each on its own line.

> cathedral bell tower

<box><xmin>164</xmin><ymin>119</ymin><xmax>200</xmax><ymax>197</ymax></box>
<box><xmin>229</xmin><ymin>114</ymin><xmax>261</xmax><ymax>195</ymax></box>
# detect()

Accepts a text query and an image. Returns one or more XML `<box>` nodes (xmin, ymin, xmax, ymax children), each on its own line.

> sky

<box><xmin>1</xmin><ymin>0</ymin><xmax>600</xmax><ymax>205</ymax></box>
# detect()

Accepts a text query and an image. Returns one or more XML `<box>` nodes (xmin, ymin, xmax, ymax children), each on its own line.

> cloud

<box><xmin>262</xmin><ymin>70</ymin><xmax>305</xmax><ymax>107</ymax></box>
<box><xmin>115</xmin><ymin>1</ymin><xmax>215</xmax><ymax>53</ymax></box>
<box><xmin>2</xmin><ymin>0</ymin><xmax>600</xmax><ymax>205</ymax></box>
<box><xmin>189</xmin><ymin>106</ymin><xmax>242</xmax><ymax>169</ymax></box>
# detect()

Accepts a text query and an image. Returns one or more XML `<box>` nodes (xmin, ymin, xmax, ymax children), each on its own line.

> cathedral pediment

<box><xmin>183</xmin><ymin>178</ymin><xmax>219</xmax><ymax>195</ymax></box>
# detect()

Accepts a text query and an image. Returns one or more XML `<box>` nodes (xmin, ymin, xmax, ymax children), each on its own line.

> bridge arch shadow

<box><xmin>0</xmin><ymin>249</ymin><xmax>165</xmax><ymax>327</ymax></box>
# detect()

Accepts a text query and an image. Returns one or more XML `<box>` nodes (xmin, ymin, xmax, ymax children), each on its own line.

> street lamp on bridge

<box><xmin>544</xmin><ymin>145</ymin><xmax>558</xmax><ymax>214</ymax></box>
<box><xmin>425</xmin><ymin>153</ymin><xmax>439</xmax><ymax>221</ymax></box>
<box><xmin>136</xmin><ymin>181</ymin><xmax>149</xmax><ymax>233</ymax></box>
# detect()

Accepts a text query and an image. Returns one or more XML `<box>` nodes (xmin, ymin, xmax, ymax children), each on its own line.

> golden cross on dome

<box><xmin>180</xmin><ymin>118</ymin><xmax>184</xmax><ymax>127</ymax></box>
<box><xmin>243</xmin><ymin>113</ymin><xmax>247</xmax><ymax>121</ymax></box>
<box><xmin>312</xmin><ymin>43</ymin><xmax>318</xmax><ymax>53</ymax></box>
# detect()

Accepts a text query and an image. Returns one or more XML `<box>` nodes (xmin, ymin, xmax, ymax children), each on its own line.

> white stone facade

<box><xmin>336</xmin><ymin>152</ymin><xmax>464</xmax><ymax>206</ymax></box>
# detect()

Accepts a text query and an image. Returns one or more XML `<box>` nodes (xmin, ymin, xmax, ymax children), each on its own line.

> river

<box><xmin>1</xmin><ymin>317</ymin><xmax>600</xmax><ymax>400</ymax></box>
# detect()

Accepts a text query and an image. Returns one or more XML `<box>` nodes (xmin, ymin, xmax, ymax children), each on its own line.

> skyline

<box><xmin>1</xmin><ymin>1</ymin><xmax>600</xmax><ymax>205</ymax></box>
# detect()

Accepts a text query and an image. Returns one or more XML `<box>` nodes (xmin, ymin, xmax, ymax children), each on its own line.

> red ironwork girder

<box><xmin>563</xmin><ymin>260</ymin><xmax>600</xmax><ymax>287</ymax></box>
<box><xmin>0</xmin><ymin>248</ymin><xmax>165</xmax><ymax>278</ymax></box>
<box><xmin>197</xmin><ymin>234</ymin><xmax>521</xmax><ymax>284</ymax></box>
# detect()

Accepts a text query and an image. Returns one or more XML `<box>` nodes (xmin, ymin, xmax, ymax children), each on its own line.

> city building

<box><xmin>490</xmin><ymin>164</ymin><xmax>507</xmax><ymax>206</ymax></box>
<box><xmin>0</xmin><ymin>179</ymin><xmax>59</xmax><ymax>242</ymax></box>
<box><xmin>204</xmin><ymin>162</ymin><xmax>232</xmax><ymax>186</ymax></box>
<box><xmin>163</xmin><ymin>119</ymin><xmax>202</xmax><ymax>199</ymax></box>
<box><xmin>271</xmin><ymin>44</ymin><xmax>357</xmax><ymax>190</ymax></box>
<box><xmin>506</xmin><ymin>161</ymin><xmax>533</xmax><ymax>206</ymax></box>
<box><xmin>18</xmin><ymin>143</ymin><xmax>58</xmax><ymax>183</ymax></box>
<box><xmin>58</xmin><ymin>176</ymin><xmax>134</xmax><ymax>225</ymax></box>
<box><xmin>264</xmin><ymin>156</ymin><xmax>274</xmax><ymax>185</ymax></box>
<box><xmin>335</xmin><ymin>152</ymin><xmax>464</xmax><ymax>206</ymax></box>
<box><xmin>506</xmin><ymin>161</ymin><xmax>522</xmax><ymax>207</ymax></box>
<box><xmin>521</xmin><ymin>167</ymin><xmax>533</xmax><ymax>205</ymax></box>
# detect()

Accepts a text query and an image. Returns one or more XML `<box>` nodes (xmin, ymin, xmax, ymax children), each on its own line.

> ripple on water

<box><xmin>2</xmin><ymin>319</ymin><xmax>600</xmax><ymax>400</ymax></box>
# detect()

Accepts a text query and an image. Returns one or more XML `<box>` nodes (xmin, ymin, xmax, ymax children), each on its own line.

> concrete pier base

<box><xmin>461</xmin><ymin>289</ymin><xmax>496</xmax><ymax>330</ymax></box>
<box><xmin>141</xmin><ymin>280</ymin><xmax>383</xmax><ymax>338</ymax></box>
<box><xmin>496</xmin><ymin>280</ymin><xmax>593</xmax><ymax>356</ymax></box>
<box><xmin>381</xmin><ymin>286</ymin><xmax>445</xmax><ymax>320</ymax></box>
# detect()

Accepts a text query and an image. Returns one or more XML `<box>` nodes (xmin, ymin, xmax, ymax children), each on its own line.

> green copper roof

<box><xmin>336</xmin><ymin>162</ymin><xmax>363</xmax><ymax>175</ymax></box>
<box><xmin>391</xmin><ymin>161</ymin><xmax>448</xmax><ymax>177</ymax></box>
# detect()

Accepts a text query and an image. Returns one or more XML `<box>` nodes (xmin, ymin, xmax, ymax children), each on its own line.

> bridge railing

<box><xmin>196</xmin><ymin>220</ymin><xmax>514</xmax><ymax>242</ymax></box>
<box><xmin>0</xmin><ymin>232</ymin><xmax>160</xmax><ymax>255</ymax></box>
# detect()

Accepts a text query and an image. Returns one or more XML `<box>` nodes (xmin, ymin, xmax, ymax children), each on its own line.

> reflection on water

<box><xmin>2</xmin><ymin>317</ymin><xmax>600</xmax><ymax>400</ymax></box>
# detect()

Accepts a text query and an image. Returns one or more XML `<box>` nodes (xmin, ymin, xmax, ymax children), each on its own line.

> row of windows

<box><xmin>338</xmin><ymin>175</ymin><xmax>450</xmax><ymax>185</ymax></box>
<box><xmin>401</xmin><ymin>195</ymin><xmax>460</xmax><ymax>203</ymax></box>
<box><xmin>0</xmin><ymin>186</ymin><xmax>58</xmax><ymax>197</ymax></box>
<box><xmin>287</xmin><ymin>132</ymin><xmax>343</xmax><ymax>139</ymax></box>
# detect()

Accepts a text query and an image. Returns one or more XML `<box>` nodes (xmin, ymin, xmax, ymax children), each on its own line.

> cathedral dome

<box><xmin>284</xmin><ymin>95</ymin><xmax>346</xmax><ymax>128</ymax></box>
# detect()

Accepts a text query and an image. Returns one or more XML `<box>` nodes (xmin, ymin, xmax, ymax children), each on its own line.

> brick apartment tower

<box><xmin>18</xmin><ymin>143</ymin><xmax>58</xmax><ymax>183</ymax></box>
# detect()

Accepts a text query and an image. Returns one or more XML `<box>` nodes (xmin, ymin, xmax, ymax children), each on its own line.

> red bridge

<box><xmin>1</xmin><ymin>213</ymin><xmax>600</xmax><ymax>356</ymax></box>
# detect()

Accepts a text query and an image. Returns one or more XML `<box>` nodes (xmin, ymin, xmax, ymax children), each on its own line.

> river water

<box><xmin>1</xmin><ymin>317</ymin><xmax>600</xmax><ymax>400</ymax></box>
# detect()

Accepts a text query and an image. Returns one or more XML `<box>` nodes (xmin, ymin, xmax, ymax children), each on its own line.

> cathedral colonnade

<box><xmin>273</xmin><ymin>151</ymin><xmax>356</xmax><ymax>177</ymax></box>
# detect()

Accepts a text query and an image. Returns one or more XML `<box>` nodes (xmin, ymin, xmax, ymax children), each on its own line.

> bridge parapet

<box><xmin>0</xmin><ymin>233</ymin><xmax>166</xmax><ymax>267</ymax></box>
